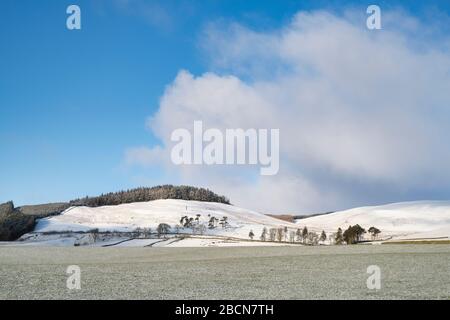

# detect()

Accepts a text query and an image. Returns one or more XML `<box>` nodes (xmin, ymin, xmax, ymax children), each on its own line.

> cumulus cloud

<box><xmin>126</xmin><ymin>10</ymin><xmax>450</xmax><ymax>213</ymax></box>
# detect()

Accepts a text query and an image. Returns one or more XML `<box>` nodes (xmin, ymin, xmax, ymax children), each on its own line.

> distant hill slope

<box><xmin>265</xmin><ymin>214</ymin><xmax>296</xmax><ymax>223</ymax></box>
<box><xmin>296</xmin><ymin>201</ymin><xmax>450</xmax><ymax>240</ymax></box>
<box><xmin>18</xmin><ymin>203</ymin><xmax>71</xmax><ymax>218</ymax></box>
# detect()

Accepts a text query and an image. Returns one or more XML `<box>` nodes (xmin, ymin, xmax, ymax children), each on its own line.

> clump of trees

<box><xmin>0</xmin><ymin>201</ymin><xmax>36</xmax><ymax>241</ymax></box>
<box><xmin>368</xmin><ymin>226</ymin><xmax>381</xmax><ymax>240</ymax></box>
<box><xmin>69</xmin><ymin>185</ymin><xmax>230</xmax><ymax>207</ymax></box>
<box><xmin>342</xmin><ymin>224</ymin><xmax>367</xmax><ymax>244</ymax></box>
<box><xmin>331</xmin><ymin>225</ymin><xmax>382</xmax><ymax>244</ymax></box>
<box><xmin>181</xmin><ymin>213</ymin><xmax>229</xmax><ymax>233</ymax></box>
<box><xmin>180</xmin><ymin>216</ymin><xmax>195</xmax><ymax>228</ymax></box>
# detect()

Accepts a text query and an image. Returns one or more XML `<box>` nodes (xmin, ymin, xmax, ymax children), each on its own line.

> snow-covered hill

<box><xmin>28</xmin><ymin>199</ymin><xmax>298</xmax><ymax>244</ymax></box>
<box><xmin>8</xmin><ymin>199</ymin><xmax>450</xmax><ymax>247</ymax></box>
<box><xmin>296</xmin><ymin>201</ymin><xmax>450</xmax><ymax>241</ymax></box>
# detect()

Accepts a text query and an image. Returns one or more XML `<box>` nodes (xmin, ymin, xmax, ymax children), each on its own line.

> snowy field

<box><xmin>0</xmin><ymin>245</ymin><xmax>449</xmax><ymax>299</ymax></box>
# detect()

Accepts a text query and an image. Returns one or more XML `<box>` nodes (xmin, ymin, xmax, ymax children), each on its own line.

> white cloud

<box><xmin>125</xmin><ymin>146</ymin><xmax>167</xmax><ymax>167</ymax></box>
<box><xmin>126</xmin><ymin>10</ymin><xmax>450</xmax><ymax>213</ymax></box>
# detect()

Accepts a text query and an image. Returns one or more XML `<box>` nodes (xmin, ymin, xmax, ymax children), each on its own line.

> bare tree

<box><xmin>269</xmin><ymin>228</ymin><xmax>277</xmax><ymax>242</ymax></box>
<box><xmin>260</xmin><ymin>227</ymin><xmax>268</xmax><ymax>241</ymax></box>
<box><xmin>296</xmin><ymin>228</ymin><xmax>302</xmax><ymax>242</ymax></box>
<box><xmin>91</xmin><ymin>228</ymin><xmax>99</xmax><ymax>242</ymax></box>
<box><xmin>157</xmin><ymin>223</ymin><xmax>171</xmax><ymax>238</ymax></box>
<box><xmin>198</xmin><ymin>224</ymin><xmax>206</xmax><ymax>235</ymax></box>
<box><xmin>308</xmin><ymin>232</ymin><xmax>319</xmax><ymax>245</ymax></box>
<box><xmin>328</xmin><ymin>232</ymin><xmax>335</xmax><ymax>245</ymax></box>
<box><xmin>289</xmin><ymin>230</ymin><xmax>296</xmax><ymax>243</ymax></box>
<box><xmin>276</xmin><ymin>228</ymin><xmax>284</xmax><ymax>242</ymax></box>
<box><xmin>142</xmin><ymin>227</ymin><xmax>152</xmax><ymax>238</ymax></box>
<box><xmin>133</xmin><ymin>227</ymin><xmax>142</xmax><ymax>238</ymax></box>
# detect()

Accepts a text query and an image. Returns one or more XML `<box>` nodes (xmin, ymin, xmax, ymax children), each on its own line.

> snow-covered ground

<box><xmin>14</xmin><ymin>199</ymin><xmax>299</xmax><ymax>247</ymax></box>
<box><xmin>33</xmin><ymin>199</ymin><xmax>297</xmax><ymax>236</ymax></box>
<box><xmin>6</xmin><ymin>199</ymin><xmax>450</xmax><ymax>247</ymax></box>
<box><xmin>296</xmin><ymin>201</ymin><xmax>450</xmax><ymax>241</ymax></box>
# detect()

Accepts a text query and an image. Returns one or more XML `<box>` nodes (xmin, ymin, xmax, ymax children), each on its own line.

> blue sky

<box><xmin>1</xmin><ymin>0</ymin><xmax>450</xmax><ymax>210</ymax></box>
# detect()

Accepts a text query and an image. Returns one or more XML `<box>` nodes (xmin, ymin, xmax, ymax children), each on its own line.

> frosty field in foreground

<box><xmin>0</xmin><ymin>244</ymin><xmax>449</xmax><ymax>299</ymax></box>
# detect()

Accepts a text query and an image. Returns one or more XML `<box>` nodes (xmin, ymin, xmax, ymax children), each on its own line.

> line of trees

<box><xmin>69</xmin><ymin>185</ymin><xmax>230</xmax><ymax>207</ymax></box>
<box><xmin>44</xmin><ymin>211</ymin><xmax>233</xmax><ymax>243</ymax></box>
<box><xmin>342</xmin><ymin>224</ymin><xmax>366</xmax><ymax>244</ymax></box>
<box><xmin>180</xmin><ymin>213</ymin><xmax>229</xmax><ymax>234</ymax></box>
<box><xmin>256</xmin><ymin>226</ymin><xmax>329</xmax><ymax>245</ymax></box>
<box><xmin>255</xmin><ymin>224</ymin><xmax>382</xmax><ymax>245</ymax></box>
<box><xmin>40</xmin><ymin>221</ymin><xmax>383</xmax><ymax>245</ymax></box>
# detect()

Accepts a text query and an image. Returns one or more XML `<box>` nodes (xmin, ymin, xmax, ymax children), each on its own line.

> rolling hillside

<box><xmin>16</xmin><ymin>199</ymin><xmax>299</xmax><ymax>246</ymax></box>
<box><xmin>7</xmin><ymin>199</ymin><xmax>450</xmax><ymax>246</ymax></box>
<box><xmin>296</xmin><ymin>201</ymin><xmax>450</xmax><ymax>241</ymax></box>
